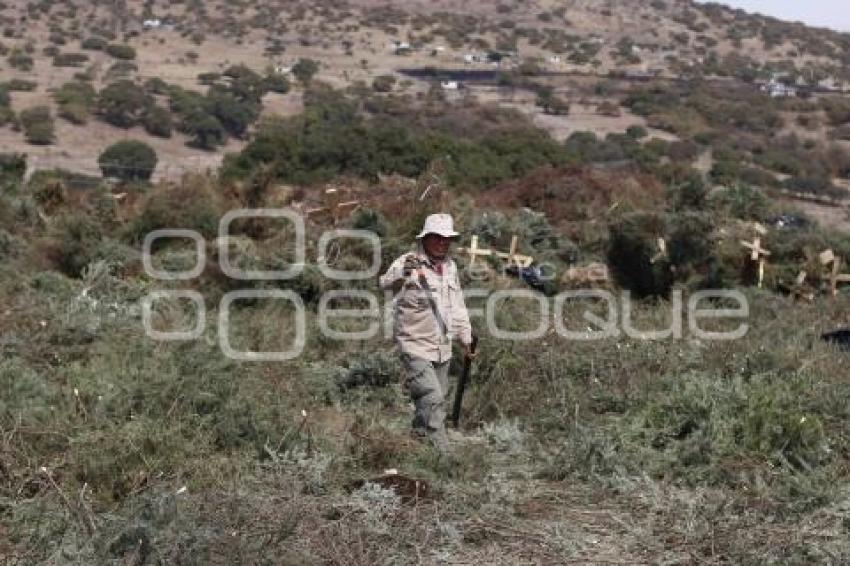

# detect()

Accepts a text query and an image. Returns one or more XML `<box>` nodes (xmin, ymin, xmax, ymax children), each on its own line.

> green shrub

<box><xmin>19</xmin><ymin>106</ymin><xmax>55</xmax><ymax>145</ymax></box>
<box><xmin>52</xmin><ymin>51</ymin><xmax>89</xmax><ymax>67</ymax></box>
<box><xmin>543</xmin><ymin>95</ymin><xmax>570</xmax><ymax>116</ymax></box>
<box><xmin>739</xmin><ymin>167</ymin><xmax>780</xmax><ymax>188</ymax></box>
<box><xmin>709</xmin><ymin>183</ymin><xmax>770</xmax><ymax>221</ymax></box>
<box><xmin>292</xmin><ymin>58</ymin><xmax>319</xmax><ymax>85</ymax></box>
<box><xmin>224</xmin><ymin>86</ymin><xmax>569</xmax><ymax>187</ymax></box>
<box><xmin>221</xmin><ymin>64</ymin><xmax>267</xmax><ymax>103</ymax></box>
<box><xmin>263</xmin><ymin>72</ymin><xmax>290</xmax><ymax>94</ymax></box>
<box><xmin>125</xmin><ymin>175</ymin><xmax>223</xmax><ymax>242</ymax></box>
<box><xmin>0</xmin><ymin>227</ymin><xmax>24</xmax><ymax>259</ymax></box>
<box><xmin>197</xmin><ymin>71</ymin><xmax>221</xmax><ymax>86</ymax></box>
<box><xmin>142</xmin><ymin>105</ymin><xmax>172</xmax><ymax>138</ymax></box>
<box><xmin>81</xmin><ymin>36</ymin><xmax>107</xmax><ymax>50</ymax></box>
<box><xmin>205</xmin><ymin>87</ymin><xmax>259</xmax><ymax>137</ymax></box>
<box><xmin>48</xmin><ymin>213</ymin><xmax>103</xmax><ymax>276</ymax></box>
<box><xmin>98</xmin><ymin>140</ymin><xmax>158</xmax><ymax>182</ymax></box>
<box><xmin>4</xmin><ymin>79</ymin><xmax>36</xmax><ymax>91</ymax></box>
<box><xmin>167</xmin><ymin>85</ymin><xmax>206</xmax><ymax>116</ymax></box>
<box><xmin>665</xmin><ymin>211</ymin><xmax>720</xmax><ymax>286</ymax></box>
<box><xmin>181</xmin><ymin>109</ymin><xmax>227</xmax><ymax>149</ymax></box>
<box><xmin>666</xmin><ymin>140</ymin><xmax>700</xmax><ymax>162</ymax></box>
<box><xmin>57</xmin><ymin>100</ymin><xmax>88</xmax><ymax>125</ymax></box>
<box><xmin>351</xmin><ymin>208</ymin><xmax>389</xmax><ymax>238</ymax></box>
<box><xmin>564</xmin><ymin>131</ymin><xmax>631</xmax><ymax>163</ymax></box>
<box><xmin>0</xmin><ymin>152</ymin><xmax>26</xmax><ymax>185</ymax></box>
<box><xmin>105</xmin><ymin>60</ymin><xmax>138</xmax><ymax>81</ymax></box>
<box><xmin>784</xmin><ymin>176</ymin><xmax>845</xmax><ymax>200</ymax></box>
<box><xmin>54</xmin><ymin>81</ymin><xmax>97</xmax><ymax>124</ymax></box>
<box><xmin>709</xmin><ymin>158</ymin><xmax>743</xmax><ymax>185</ymax></box>
<box><xmin>222</xmin><ymin>109</ymin><xmax>426</xmax><ymax>184</ymax></box>
<box><xmin>73</xmin><ymin>67</ymin><xmax>96</xmax><ymax>82</ymax></box>
<box><xmin>753</xmin><ymin>145</ymin><xmax>807</xmax><ymax>177</ymax></box>
<box><xmin>335</xmin><ymin>350</ymin><xmax>401</xmax><ymax>390</ymax></box>
<box><xmin>7</xmin><ymin>49</ymin><xmax>33</xmax><ymax>71</ymax></box>
<box><xmin>97</xmin><ymin>80</ymin><xmax>152</xmax><ymax>128</ymax></box>
<box><xmin>143</xmin><ymin>77</ymin><xmax>169</xmax><ymax>95</ymax></box>
<box><xmin>105</xmin><ymin>43</ymin><xmax>136</xmax><ymax>60</ymax></box>
<box><xmin>372</xmin><ymin>74</ymin><xmax>396</xmax><ymax>92</ymax></box>
<box><xmin>821</xmin><ymin>97</ymin><xmax>850</xmax><ymax>126</ymax></box>
<box><xmin>668</xmin><ymin>175</ymin><xmax>708</xmax><ymax>210</ymax></box>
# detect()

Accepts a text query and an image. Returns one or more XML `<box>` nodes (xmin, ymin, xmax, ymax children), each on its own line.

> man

<box><xmin>379</xmin><ymin>213</ymin><xmax>474</xmax><ymax>454</ymax></box>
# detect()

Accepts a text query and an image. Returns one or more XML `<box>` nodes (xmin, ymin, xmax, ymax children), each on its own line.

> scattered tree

<box><xmin>81</xmin><ymin>36</ymin><xmax>107</xmax><ymax>50</ymax></box>
<box><xmin>181</xmin><ymin>110</ymin><xmax>227</xmax><ymax>150</ymax></box>
<box><xmin>98</xmin><ymin>140</ymin><xmax>158</xmax><ymax>181</ymax></box>
<box><xmin>97</xmin><ymin>80</ymin><xmax>152</xmax><ymax>128</ymax></box>
<box><xmin>292</xmin><ymin>58</ymin><xmax>320</xmax><ymax>85</ymax></box>
<box><xmin>263</xmin><ymin>72</ymin><xmax>290</xmax><ymax>94</ymax></box>
<box><xmin>142</xmin><ymin>106</ymin><xmax>173</xmax><ymax>138</ymax></box>
<box><xmin>105</xmin><ymin>43</ymin><xmax>136</xmax><ymax>60</ymax></box>
<box><xmin>372</xmin><ymin>74</ymin><xmax>397</xmax><ymax>92</ymax></box>
<box><xmin>54</xmin><ymin>81</ymin><xmax>97</xmax><ymax>124</ymax></box>
<box><xmin>19</xmin><ymin>106</ymin><xmax>55</xmax><ymax>145</ymax></box>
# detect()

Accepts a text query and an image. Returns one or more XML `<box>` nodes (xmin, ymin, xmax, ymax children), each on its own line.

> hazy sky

<box><xmin>696</xmin><ymin>1</ymin><xmax>850</xmax><ymax>32</ymax></box>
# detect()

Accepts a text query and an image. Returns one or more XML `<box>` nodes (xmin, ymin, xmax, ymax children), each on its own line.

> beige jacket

<box><xmin>379</xmin><ymin>252</ymin><xmax>473</xmax><ymax>363</ymax></box>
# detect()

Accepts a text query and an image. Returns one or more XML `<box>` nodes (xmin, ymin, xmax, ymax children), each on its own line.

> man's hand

<box><xmin>402</xmin><ymin>254</ymin><xmax>426</xmax><ymax>289</ymax></box>
<box><xmin>402</xmin><ymin>254</ymin><xmax>420</xmax><ymax>277</ymax></box>
<box><xmin>462</xmin><ymin>342</ymin><xmax>477</xmax><ymax>360</ymax></box>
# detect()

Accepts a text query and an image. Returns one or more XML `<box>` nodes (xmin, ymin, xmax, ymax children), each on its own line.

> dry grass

<box><xmin>2</xmin><ymin>2</ymin><xmax>850</xmax><ymax>562</ymax></box>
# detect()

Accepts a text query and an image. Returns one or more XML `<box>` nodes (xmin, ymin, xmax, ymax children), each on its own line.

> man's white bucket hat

<box><xmin>416</xmin><ymin>213</ymin><xmax>460</xmax><ymax>239</ymax></box>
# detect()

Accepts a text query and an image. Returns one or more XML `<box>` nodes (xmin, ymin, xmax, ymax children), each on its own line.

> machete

<box><xmin>451</xmin><ymin>334</ymin><xmax>477</xmax><ymax>428</ymax></box>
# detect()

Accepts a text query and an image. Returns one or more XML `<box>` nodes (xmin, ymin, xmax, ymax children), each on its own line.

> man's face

<box><xmin>422</xmin><ymin>233</ymin><xmax>452</xmax><ymax>259</ymax></box>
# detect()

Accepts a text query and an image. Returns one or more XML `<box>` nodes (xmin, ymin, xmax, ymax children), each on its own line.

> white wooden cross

<box><xmin>829</xmin><ymin>256</ymin><xmax>850</xmax><ymax>297</ymax></box>
<box><xmin>494</xmin><ymin>235</ymin><xmax>534</xmax><ymax>269</ymax></box>
<box><xmin>456</xmin><ymin>234</ymin><xmax>534</xmax><ymax>270</ymax></box>
<box><xmin>650</xmin><ymin>237</ymin><xmax>667</xmax><ymax>264</ymax></box>
<box><xmin>740</xmin><ymin>237</ymin><xmax>771</xmax><ymax>288</ymax></box>
<box><xmin>817</xmin><ymin>249</ymin><xmax>850</xmax><ymax>297</ymax></box>
<box><xmin>306</xmin><ymin>188</ymin><xmax>360</xmax><ymax>224</ymax></box>
<box><xmin>456</xmin><ymin>235</ymin><xmax>492</xmax><ymax>269</ymax></box>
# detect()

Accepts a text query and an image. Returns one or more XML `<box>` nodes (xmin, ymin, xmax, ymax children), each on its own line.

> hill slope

<box><xmin>1</xmin><ymin>0</ymin><xmax>849</xmax><ymax>182</ymax></box>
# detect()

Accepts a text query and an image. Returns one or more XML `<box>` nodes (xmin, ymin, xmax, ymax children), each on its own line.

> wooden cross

<box><xmin>740</xmin><ymin>237</ymin><xmax>771</xmax><ymax>288</ymax></box>
<box><xmin>456</xmin><ymin>234</ymin><xmax>534</xmax><ymax>270</ymax></box>
<box><xmin>828</xmin><ymin>256</ymin><xmax>850</xmax><ymax>297</ymax></box>
<box><xmin>819</xmin><ymin>249</ymin><xmax>835</xmax><ymax>267</ymax></box>
<box><xmin>817</xmin><ymin>249</ymin><xmax>850</xmax><ymax>297</ymax></box>
<box><xmin>650</xmin><ymin>237</ymin><xmax>667</xmax><ymax>264</ymax></box>
<box><xmin>506</xmin><ymin>235</ymin><xmax>520</xmax><ymax>266</ymax></box>
<box><xmin>456</xmin><ymin>235</ymin><xmax>492</xmax><ymax>269</ymax></box>
<box><xmin>306</xmin><ymin>188</ymin><xmax>360</xmax><ymax>224</ymax></box>
<box><xmin>790</xmin><ymin>270</ymin><xmax>814</xmax><ymax>302</ymax></box>
<box><xmin>494</xmin><ymin>235</ymin><xmax>534</xmax><ymax>268</ymax></box>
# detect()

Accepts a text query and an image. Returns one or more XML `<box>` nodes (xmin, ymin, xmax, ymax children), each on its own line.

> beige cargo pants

<box><xmin>400</xmin><ymin>352</ymin><xmax>451</xmax><ymax>453</ymax></box>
